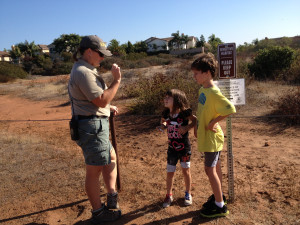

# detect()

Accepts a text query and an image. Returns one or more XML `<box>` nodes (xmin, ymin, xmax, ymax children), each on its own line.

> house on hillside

<box><xmin>145</xmin><ymin>37</ymin><xmax>172</xmax><ymax>52</ymax></box>
<box><xmin>0</xmin><ymin>51</ymin><xmax>12</xmax><ymax>62</ymax></box>
<box><xmin>38</xmin><ymin>44</ymin><xmax>50</xmax><ymax>54</ymax></box>
<box><xmin>186</xmin><ymin>36</ymin><xmax>198</xmax><ymax>49</ymax></box>
<box><xmin>145</xmin><ymin>36</ymin><xmax>198</xmax><ymax>52</ymax></box>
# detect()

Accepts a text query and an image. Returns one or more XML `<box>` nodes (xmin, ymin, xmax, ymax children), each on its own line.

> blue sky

<box><xmin>0</xmin><ymin>0</ymin><xmax>299</xmax><ymax>51</ymax></box>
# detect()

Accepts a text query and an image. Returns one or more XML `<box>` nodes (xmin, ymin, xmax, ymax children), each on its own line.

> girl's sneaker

<box><xmin>184</xmin><ymin>191</ymin><xmax>192</xmax><ymax>206</ymax></box>
<box><xmin>163</xmin><ymin>194</ymin><xmax>173</xmax><ymax>208</ymax></box>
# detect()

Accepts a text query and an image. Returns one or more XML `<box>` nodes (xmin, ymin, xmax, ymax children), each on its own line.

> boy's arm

<box><xmin>178</xmin><ymin>114</ymin><xmax>197</xmax><ymax>135</ymax></box>
<box><xmin>194</xmin><ymin>120</ymin><xmax>198</xmax><ymax>138</ymax></box>
<box><xmin>207</xmin><ymin>114</ymin><xmax>232</xmax><ymax>133</ymax></box>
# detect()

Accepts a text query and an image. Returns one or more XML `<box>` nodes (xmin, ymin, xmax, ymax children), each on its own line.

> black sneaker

<box><xmin>202</xmin><ymin>194</ymin><xmax>227</xmax><ymax>209</ymax></box>
<box><xmin>107</xmin><ymin>192</ymin><xmax>120</xmax><ymax>209</ymax></box>
<box><xmin>200</xmin><ymin>202</ymin><xmax>229</xmax><ymax>218</ymax></box>
<box><xmin>91</xmin><ymin>205</ymin><xmax>121</xmax><ymax>224</ymax></box>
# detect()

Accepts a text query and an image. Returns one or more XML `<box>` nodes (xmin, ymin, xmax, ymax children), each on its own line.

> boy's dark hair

<box><xmin>191</xmin><ymin>53</ymin><xmax>218</xmax><ymax>78</ymax></box>
<box><xmin>163</xmin><ymin>89</ymin><xmax>189</xmax><ymax>117</ymax></box>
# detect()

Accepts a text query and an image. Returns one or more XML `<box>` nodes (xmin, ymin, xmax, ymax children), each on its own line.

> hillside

<box><xmin>0</xmin><ymin>67</ymin><xmax>299</xmax><ymax>224</ymax></box>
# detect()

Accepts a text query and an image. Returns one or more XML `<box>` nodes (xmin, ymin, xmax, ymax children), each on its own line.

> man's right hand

<box><xmin>111</xmin><ymin>63</ymin><xmax>121</xmax><ymax>82</ymax></box>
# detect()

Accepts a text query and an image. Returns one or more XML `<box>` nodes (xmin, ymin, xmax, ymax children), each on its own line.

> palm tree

<box><xmin>18</xmin><ymin>40</ymin><xmax>39</xmax><ymax>57</ymax></box>
<box><xmin>170</xmin><ymin>30</ymin><xmax>181</xmax><ymax>50</ymax></box>
<box><xmin>180</xmin><ymin>33</ymin><xmax>189</xmax><ymax>49</ymax></box>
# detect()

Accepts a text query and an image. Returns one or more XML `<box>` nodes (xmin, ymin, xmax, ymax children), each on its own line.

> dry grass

<box><xmin>0</xmin><ymin>65</ymin><xmax>299</xmax><ymax>224</ymax></box>
<box><xmin>0</xmin><ymin>75</ymin><xmax>69</xmax><ymax>101</ymax></box>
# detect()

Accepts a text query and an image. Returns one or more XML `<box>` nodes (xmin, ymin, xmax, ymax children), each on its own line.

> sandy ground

<box><xmin>0</xmin><ymin>75</ymin><xmax>300</xmax><ymax>225</ymax></box>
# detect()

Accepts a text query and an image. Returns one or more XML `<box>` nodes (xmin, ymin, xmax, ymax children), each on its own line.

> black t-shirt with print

<box><xmin>162</xmin><ymin>108</ymin><xmax>192</xmax><ymax>151</ymax></box>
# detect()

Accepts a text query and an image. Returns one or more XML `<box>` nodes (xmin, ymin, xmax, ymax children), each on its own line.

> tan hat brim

<box><xmin>99</xmin><ymin>49</ymin><xmax>112</xmax><ymax>57</ymax></box>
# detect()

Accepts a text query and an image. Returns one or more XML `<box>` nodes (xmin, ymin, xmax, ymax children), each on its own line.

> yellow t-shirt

<box><xmin>196</xmin><ymin>85</ymin><xmax>236</xmax><ymax>152</ymax></box>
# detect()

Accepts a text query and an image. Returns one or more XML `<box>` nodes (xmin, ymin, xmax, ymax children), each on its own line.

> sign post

<box><xmin>217</xmin><ymin>43</ymin><xmax>239</xmax><ymax>203</ymax></box>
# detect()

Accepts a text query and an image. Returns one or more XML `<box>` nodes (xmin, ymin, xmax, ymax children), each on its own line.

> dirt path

<box><xmin>0</xmin><ymin>92</ymin><xmax>300</xmax><ymax>225</ymax></box>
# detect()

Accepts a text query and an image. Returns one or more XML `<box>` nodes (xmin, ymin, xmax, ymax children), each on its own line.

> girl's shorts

<box><xmin>167</xmin><ymin>148</ymin><xmax>191</xmax><ymax>166</ymax></box>
<box><xmin>76</xmin><ymin>117</ymin><xmax>112</xmax><ymax>166</ymax></box>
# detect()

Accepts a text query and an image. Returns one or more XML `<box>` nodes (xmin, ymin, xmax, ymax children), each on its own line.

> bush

<box><xmin>121</xmin><ymin>52</ymin><xmax>147</xmax><ymax>60</ymax></box>
<box><xmin>124</xmin><ymin>65</ymin><xmax>199</xmax><ymax>115</ymax></box>
<box><xmin>50</xmin><ymin>61</ymin><xmax>73</xmax><ymax>75</ymax></box>
<box><xmin>248</xmin><ymin>46</ymin><xmax>295</xmax><ymax>80</ymax></box>
<box><xmin>60</xmin><ymin>52</ymin><xmax>73</xmax><ymax>62</ymax></box>
<box><xmin>0</xmin><ymin>62</ymin><xmax>28</xmax><ymax>82</ymax></box>
<box><xmin>31</xmin><ymin>55</ymin><xmax>53</xmax><ymax>75</ymax></box>
<box><xmin>285</xmin><ymin>49</ymin><xmax>300</xmax><ymax>84</ymax></box>
<box><xmin>273</xmin><ymin>89</ymin><xmax>300</xmax><ymax>125</ymax></box>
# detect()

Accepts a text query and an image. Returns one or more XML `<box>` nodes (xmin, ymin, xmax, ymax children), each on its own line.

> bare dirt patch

<box><xmin>0</xmin><ymin>71</ymin><xmax>299</xmax><ymax>225</ymax></box>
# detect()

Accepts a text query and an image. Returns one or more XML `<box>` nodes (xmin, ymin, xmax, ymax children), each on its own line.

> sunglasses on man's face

<box><xmin>92</xmin><ymin>49</ymin><xmax>104</xmax><ymax>58</ymax></box>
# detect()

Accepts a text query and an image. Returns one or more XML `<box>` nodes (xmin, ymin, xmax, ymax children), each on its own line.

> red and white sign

<box><xmin>218</xmin><ymin>43</ymin><xmax>236</xmax><ymax>79</ymax></box>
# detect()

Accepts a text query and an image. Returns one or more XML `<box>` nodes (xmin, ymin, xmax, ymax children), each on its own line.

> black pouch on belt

<box><xmin>69</xmin><ymin>116</ymin><xmax>79</xmax><ymax>141</ymax></box>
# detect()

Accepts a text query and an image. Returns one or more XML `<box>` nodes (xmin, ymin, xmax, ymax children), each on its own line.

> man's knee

<box><xmin>110</xmin><ymin>147</ymin><xmax>117</xmax><ymax>161</ymax></box>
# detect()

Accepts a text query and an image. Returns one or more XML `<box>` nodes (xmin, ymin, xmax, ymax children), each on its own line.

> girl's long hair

<box><xmin>162</xmin><ymin>89</ymin><xmax>189</xmax><ymax>117</ymax></box>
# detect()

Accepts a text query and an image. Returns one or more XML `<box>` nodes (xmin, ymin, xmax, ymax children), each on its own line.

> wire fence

<box><xmin>0</xmin><ymin>114</ymin><xmax>299</xmax><ymax>122</ymax></box>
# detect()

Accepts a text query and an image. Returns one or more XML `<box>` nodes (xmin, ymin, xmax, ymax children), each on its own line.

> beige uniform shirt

<box><xmin>68</xmin><ymin>59</ymin><xmax>110</xmax><ymax>117</ymax></box>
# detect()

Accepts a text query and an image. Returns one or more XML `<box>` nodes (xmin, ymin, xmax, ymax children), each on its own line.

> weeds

<box><xmin>272</xmin><ymin>88</ymin><xmax>300</xmax><ymax>125</ymax></box>
<box><xmin>123</xmin><ymin>65</ymin><xmax>199</xmax><ymax>115</ymax></box>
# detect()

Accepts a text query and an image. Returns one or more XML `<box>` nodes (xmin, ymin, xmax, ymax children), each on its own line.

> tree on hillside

<box><xmin>125</xmin><ymin>41</ymin><xmax>135</xmax><ymax>54</ymax></box>
<box><xmin>181</xmin><ymin>33</ymin><xmax>189</xmax><ymax>49</ymax></box>
<box><xmin>169</xmin><ymin>30</ymin><xmax>181</xmax><ymax>49</ymax></box>
<box><xmin>52</xmin><ymin>34</ymin><xmax>82</xmax><ymax>54</ymax></box>
<box><xmin>107</xmin><ymin>39</ymin><xmax>126</xmax><ymax>56</ymax></box>
<box><xmin>196</xmin><ymin>35</ymin><xmax>206</xmax><ymax>47</ymax></box>
<box><xmin>133</xmin><ymin>41</ymin><xmax>148</xmax><ymax>53</ymax></box>
<box><xmin>208</xmin><ymin>34</ymin><xmax>223</xmax><ymax>54</ymax></box>
<box><xmin>169</xmin><ymin>31</ymin><xmax>191</xmax><ymax>50</ymax></box>
<box><xmin>9</xmin><ymin>41</ymin><xmax>40</xmax><ymax>73</ymax></box>
<box><xmin>9</xmin><ymin>45</ymin><xmax>22</xmax><ymax>59</ymax></box>
<box><xmin>10</xmin><ymin>40</ymin><xmax>40</xmax><ymax>58</ymax></box>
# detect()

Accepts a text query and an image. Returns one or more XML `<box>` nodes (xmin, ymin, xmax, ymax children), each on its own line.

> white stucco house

<box><xmin>38</xmin><ymin>44</ymin><xmax>50</xmax><ymax>54</ymax></box>
<box><xmin>0</xmin><ymin>51</ymin><xmax>12</xmax><ymax>62</ymax></box>
<box><xmin>145</xmin><ymin>36</ymin><xmax>198</xmax><ymax>52</ymax></box>
<box><xmin>145</xmin><ymin>37</ymin><xmax>172</xmax><ymax>52</ymax></box>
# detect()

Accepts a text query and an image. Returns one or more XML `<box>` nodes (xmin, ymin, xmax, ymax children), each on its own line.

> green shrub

<box><xmin>248</xmin><ymin>46</ymin><xmax>295</xmax><ymax>80</ymax></box>
<box><xmin>50</xmin><ymin>61</ymin><xmax>73</xmax><ymax>75</ymax></box>
<box><xmin>122</xmin><ymin>52</ymin><xmax>147</xmax><ymax>60</ymax></box>
<box><xmin>31</xmin><ymin>55</ymin><xmax>53</xmax><ymax>75</ymax></box>
<box><xmin>0</xmin><ymin>62</ymin><xmax>28</xmax><ymax>82</ymax></box>
<box><xmin>60</xmin><ymin>52</ymin><xmax>73</xmax><ymax>62</ymax></box>
<box><xmin>285</xmin><ymin>49</ymin><xmax>300</xmax><ymax>84</ymax></box>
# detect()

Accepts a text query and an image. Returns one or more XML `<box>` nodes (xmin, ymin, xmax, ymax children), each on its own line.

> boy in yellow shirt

<box><xmin>191</xmin><ymin>53</ymin><xmax>236</xmax><ymax>218</ymax></box>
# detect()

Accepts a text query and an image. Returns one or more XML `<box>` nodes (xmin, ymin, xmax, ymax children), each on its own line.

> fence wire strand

<box><xmin>0</xmin><ymin>114</ymin><xmax>299</xmax><ymax>122</ymax></box>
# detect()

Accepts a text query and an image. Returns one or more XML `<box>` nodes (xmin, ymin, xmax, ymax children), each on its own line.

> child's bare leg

<box><xmin>181</xmin><ymin>167</ymin><xmax>191</xmax><ymax>193</ymax></box>
<box><xmin>205</xmin><ymin>166</ymin><xmax>223</xmax><ymax>202</ymax></box>
<box><xmin>166</xmin><ymin>172</ymin><xmax>175</xmax><ymax>195</ymax></box>
<box><xmin>216</xmin><ymin>160</ymin><xmax>222</xmax><ymax>185</ymax></box>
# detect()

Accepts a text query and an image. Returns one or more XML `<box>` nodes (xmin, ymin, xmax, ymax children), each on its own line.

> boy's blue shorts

<box><xmin>76</xmin><ymin>117</ymin><xmax>112</xmax><ymax>166</ymax></box>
